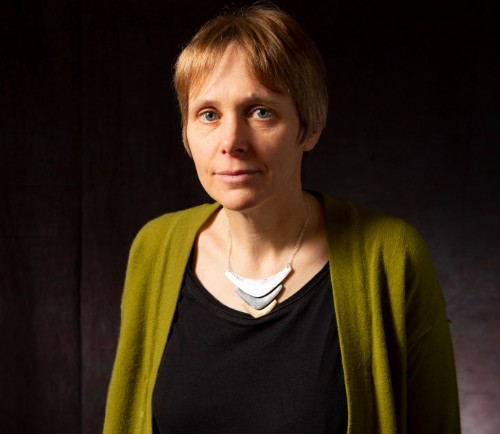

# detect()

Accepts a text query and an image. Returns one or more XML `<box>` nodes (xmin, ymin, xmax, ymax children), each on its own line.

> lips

<box><xmin>215</xmin><ymin>169</ymin><xmax>259</xmax><ymax>182</ymax></box>
<box><xmin>216</xmin><ymin>169</ymin><xmax>257</xmax><ymax>175</ymax></box>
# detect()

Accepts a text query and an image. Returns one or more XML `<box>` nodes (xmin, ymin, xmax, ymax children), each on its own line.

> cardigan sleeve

<box><xmin>103</xmin><ymin>223</ymin><xmax>158</xmax><ymax>434</ymax></box>
<box><xmin>403</xmin><ymin>227</ymin><xmax>461</xmax><ymax>433</ymax></box>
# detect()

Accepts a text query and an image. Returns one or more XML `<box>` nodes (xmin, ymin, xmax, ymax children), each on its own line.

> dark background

<box><xmin>1</xmin><ymin>0</ymin><xmax>498</xmax><ymax>433</ymax></box>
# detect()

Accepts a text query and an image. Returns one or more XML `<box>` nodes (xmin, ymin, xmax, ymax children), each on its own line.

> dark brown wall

<box><xmin>1</xmin><ymin>1</ymin><xmax>498</xmax><ymax>433</ymax></box>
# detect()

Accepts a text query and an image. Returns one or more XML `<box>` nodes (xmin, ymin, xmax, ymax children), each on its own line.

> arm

<box><xmin>404</xmin><ymin>230</ymin><xmax>461</xmax><ymax>433</ymax></box>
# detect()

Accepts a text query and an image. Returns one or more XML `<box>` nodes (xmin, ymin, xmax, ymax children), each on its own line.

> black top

<box><xmin>153</xmin><ymin>263</ymin><xmax>347</xmax><ymax>433</ymax></box>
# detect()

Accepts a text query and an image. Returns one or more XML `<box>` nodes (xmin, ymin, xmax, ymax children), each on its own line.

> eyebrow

<box><xmin>189</xmin><ymin>94</ymin><xmax>285</xmax><ymax>113</ymax></box>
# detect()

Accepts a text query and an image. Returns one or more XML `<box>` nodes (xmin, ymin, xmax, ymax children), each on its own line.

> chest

<box><xmin>152</xmin><ymin>265</ymin><xmax>347</xmax><ymax>433</ymax></box>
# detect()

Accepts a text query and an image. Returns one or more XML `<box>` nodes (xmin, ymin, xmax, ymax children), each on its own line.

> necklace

<box><xmin>224</xmin><ymin>196</ymin><xmax>311</xmax><ymax>318</ymax></box>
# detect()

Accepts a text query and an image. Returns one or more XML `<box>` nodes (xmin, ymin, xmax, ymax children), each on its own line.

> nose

<box><xmin>220</xmin><ymin>114</ymin><xmax>248</xmax><ymax>155</ymax></box>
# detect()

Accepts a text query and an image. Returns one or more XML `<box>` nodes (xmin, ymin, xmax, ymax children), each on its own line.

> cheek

<box><xmin>190</xmin><ymin>151</ymin><xmax>204</xmax><ymax>173</ymax></box>
<box><xmin>185</xmin><ymin>123</ymin><xmax>195</xmax><ymax>148</ymax></box>
<box><xmin>185</xmin><ymin>118</ymin><xmax>203</xmax><ymax>144</ymax></box>
<box><xmin>190</xmin><ymin>148</ymin><xmax>213</xmax><ymax>181</ymax></box>
<box><xmin>191</xmin><ymin>159</ymin><xmax>210</xmax><ymax>190</ymax></box>
<box><xmin>186</xmin><ymin>125</ymin><xmax>211</xmax><ymax>159</ymax></box>
<box><xmin>186</xmin><ymin>129</ymin><xmax>201</xmax><ymax>163</ymax></box>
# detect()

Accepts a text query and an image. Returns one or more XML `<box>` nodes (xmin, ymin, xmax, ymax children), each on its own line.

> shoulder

<box><xmin>139</xmin><ymin>202</ymin><xmax>220</xmax><ymax>235</ymax></box>
<box><xmin>319</xmin><ymin>192</ymin><xmax>445</xmax><ymax>317</ymax></box>
<box><xmin>319</xmin><ymin>192</ymin><xmax>428</xmax><ymax>259</ymax></box>
<box><xmin>127</xmin><ymin>202</ymin><xmax>220</xmax><ymax>261</ymax></box>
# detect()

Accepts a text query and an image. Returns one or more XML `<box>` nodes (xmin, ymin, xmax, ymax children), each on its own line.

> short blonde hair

<box><xmin>173</xmin><ymin>2</ymin><xmax>329</xmax><ymax>154</ymax></box>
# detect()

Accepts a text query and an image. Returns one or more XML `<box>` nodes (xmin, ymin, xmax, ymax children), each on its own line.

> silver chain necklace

<box><xmin>224</xmin><ymin>196</ymin><xmax>311</xmax><ymax>318</ymax></box>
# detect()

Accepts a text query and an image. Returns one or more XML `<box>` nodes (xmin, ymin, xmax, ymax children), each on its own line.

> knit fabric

<box><xmin>103</xmin><ymin>193</ymin><xmax>461</xmax><ymax>433</ymax></box>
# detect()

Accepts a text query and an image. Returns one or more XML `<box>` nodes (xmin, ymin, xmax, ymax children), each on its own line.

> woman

<box><xmin>103</xmin><ymin>3</ymin><xmax>461</xmax><ymax>433</ymax></box>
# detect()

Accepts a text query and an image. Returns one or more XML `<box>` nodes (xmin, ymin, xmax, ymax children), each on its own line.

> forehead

<box><xmin>188</xmin><ymin>43</ymin><xmax>288</xmax><ymax>104</ymax></box>
<box><xmin>195</xmin><ymin>49</ymin><xmax>265</xmax><ymax>95</ymax></box>
<box><xmin>188</xmin><ymin>44</ymin><xmax>254</xmax><ymax>98</ymax></box>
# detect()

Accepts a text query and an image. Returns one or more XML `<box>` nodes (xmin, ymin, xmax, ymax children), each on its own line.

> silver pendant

<box><xmin>235</xmin><ymin>284</ymin><xmax>283</xmax><ymax>310</ymax></box>
<box><xmin>225</xmin><ymin>265</ymin><xmax>292</xmax><ymax>314</ymax></box>
<box><xmin>225</xmin><ymin>265</ymin><xmax>291</xmax><ymax>297</ymax></box>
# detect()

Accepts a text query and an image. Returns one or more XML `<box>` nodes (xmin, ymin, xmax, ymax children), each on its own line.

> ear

<box><xmin>302</xmin><ymin>129</ymin><xmax>321</xmax><ymax>152</ymax></box>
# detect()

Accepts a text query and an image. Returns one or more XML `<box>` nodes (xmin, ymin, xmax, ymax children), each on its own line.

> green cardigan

<box><xmin>103</xmin><ymin>193</ymin><xmax>461</xmax><ymax>433</ymax></box>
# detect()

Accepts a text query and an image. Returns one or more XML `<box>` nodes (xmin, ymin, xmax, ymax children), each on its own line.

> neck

<box><xmin>223</xmin><ymin>191</ymin><xmax>311</xmax><ymax>276</ymax></box>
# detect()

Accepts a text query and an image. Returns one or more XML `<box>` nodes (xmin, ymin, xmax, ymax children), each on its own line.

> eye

<box><xmin>252</xmin><ymin>108</ymin><xmax>273</xmax><ymax>119</ymax></box>
<box><xmin>200</xmin><ymin>110</ymin><xmax>218</xmax><ymax>122</ymax></box>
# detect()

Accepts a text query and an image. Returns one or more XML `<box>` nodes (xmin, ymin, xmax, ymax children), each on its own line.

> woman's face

<box><xmin>186</xmin><ymin>44</ymin><xmax>318</xmax><ymax>212</ymax></box>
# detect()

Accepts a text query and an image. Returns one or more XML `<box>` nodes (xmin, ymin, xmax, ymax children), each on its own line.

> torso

<box><xmin>153</xmin><ymin>260</ymin><xmax>347</xmax><ymax>434</ymax></box>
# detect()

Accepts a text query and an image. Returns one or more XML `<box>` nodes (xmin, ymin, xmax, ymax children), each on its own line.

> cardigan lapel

<box><xmin>321</xmin><ymin>193</ymin><xmax>374</xmax><ymax>434</ymax></box>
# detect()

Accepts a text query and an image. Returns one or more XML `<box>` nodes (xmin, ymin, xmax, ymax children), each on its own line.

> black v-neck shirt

<box><xmin>153</xmin><ymin>263</ymin><xmax>347</xmax><ymax>433</ymax></box>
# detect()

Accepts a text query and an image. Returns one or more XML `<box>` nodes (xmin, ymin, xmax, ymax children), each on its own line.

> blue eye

<box><xmin>201</xmin><ymin>111</ymin><xmax>217</xmax><ymax>122</ymax></box>
<box><xmin>254</xmin><ymin>108</ymin><xmax>272</xmax><ymax>119</ymax></box>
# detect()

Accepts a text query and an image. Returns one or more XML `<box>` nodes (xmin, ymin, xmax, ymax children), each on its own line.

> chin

<box><xmin>209</xmin><ymin>189</ymin><xmax>265</xmax><ymax>212</ymax></box>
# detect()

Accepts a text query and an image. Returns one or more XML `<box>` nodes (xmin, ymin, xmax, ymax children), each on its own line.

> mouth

<box><xmin>215</xmin><ymin>170</ymin><xmax>260</xmax><ymax>183</ymax></box>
